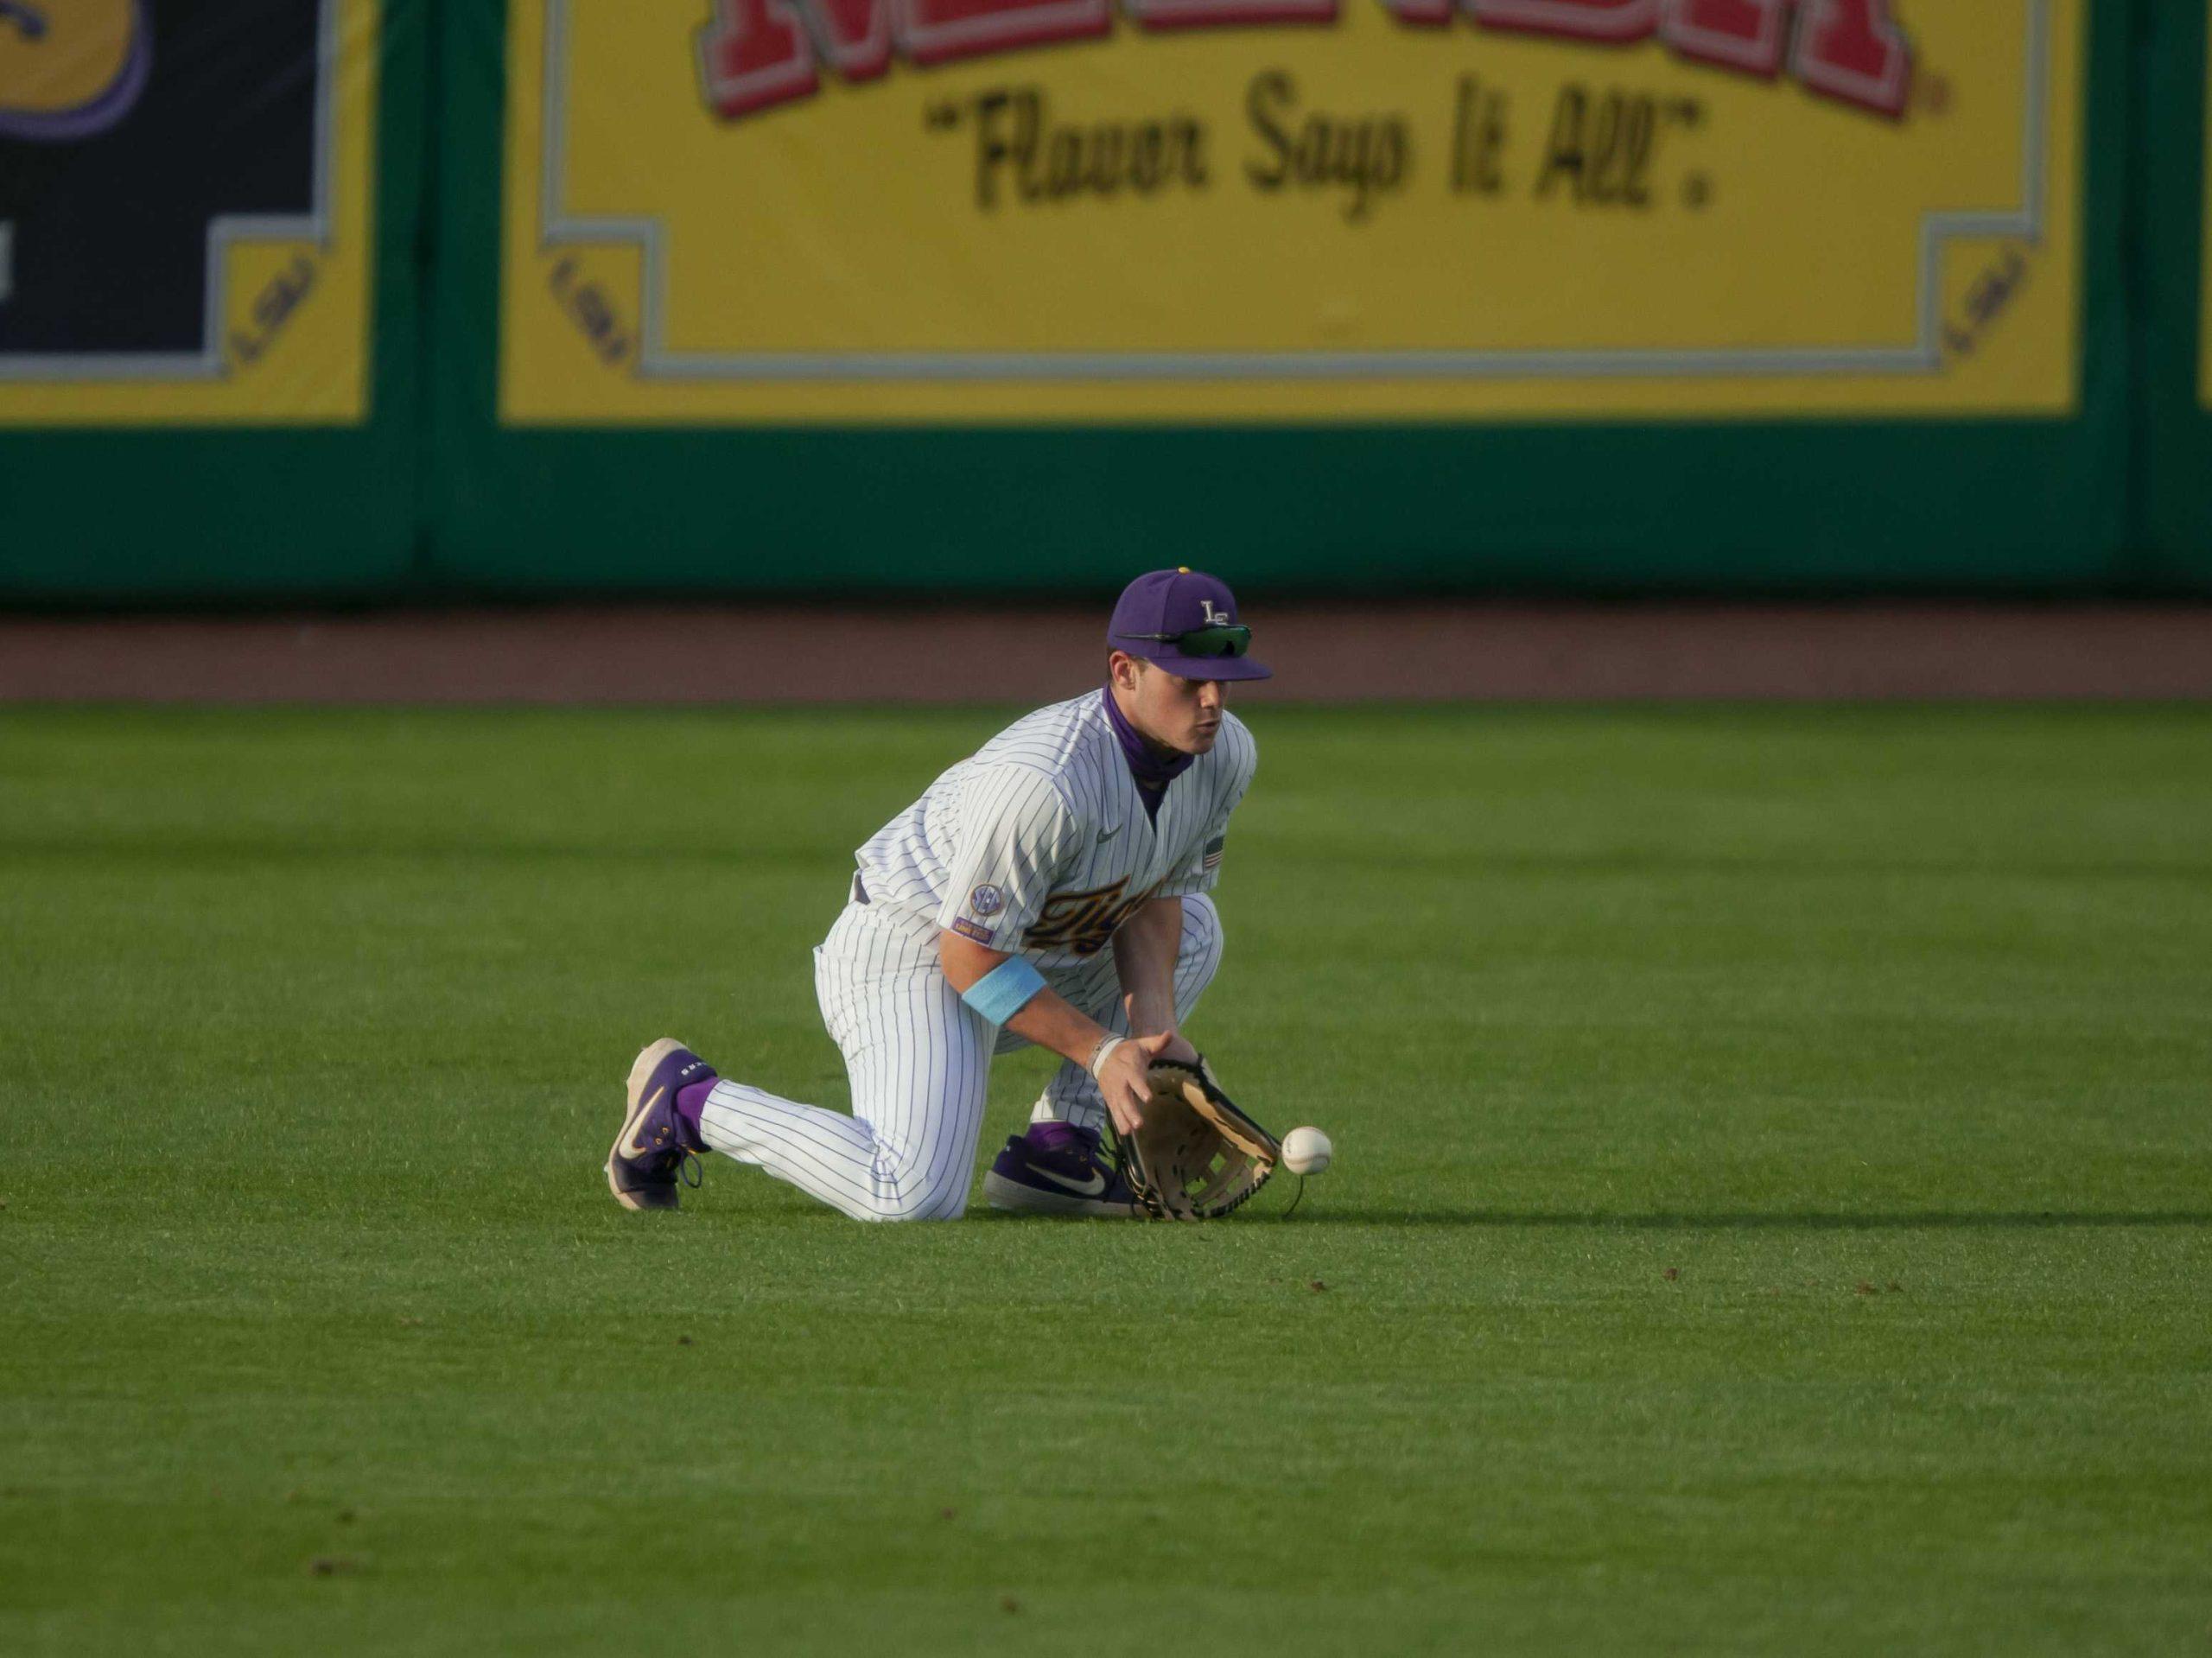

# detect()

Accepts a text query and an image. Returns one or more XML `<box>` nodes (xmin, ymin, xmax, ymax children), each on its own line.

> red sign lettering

<box><xmin>1468</xmin><ymin>0</ymin><xmax>1659</xmax><ymax>45</ymax></box>
<box><xmin>698</xmin><ymin>0</ymin><xmax>817</xmax><ymax>119</ymax></box>
<box><xmin>699</xmin><ymin>0</ymin><xmax>1915</xmax><ymax>123</ymax></box>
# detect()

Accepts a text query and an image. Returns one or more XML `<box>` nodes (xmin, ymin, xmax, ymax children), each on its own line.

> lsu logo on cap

<box><xmin>0</xmin><ymin>0</ymin><xmax>149</xmax><ymax>142</ymax></box>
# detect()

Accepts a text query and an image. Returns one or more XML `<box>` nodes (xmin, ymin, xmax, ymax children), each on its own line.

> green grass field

<box><xmin>3</xmin><ymin>704</ymin><xmax>2209</xmax><ymax>1655</ymax></box>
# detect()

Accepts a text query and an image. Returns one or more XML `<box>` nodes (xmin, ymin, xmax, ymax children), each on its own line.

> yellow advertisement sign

<box><xmin>0</xmin><ymin>0</ymin><xmax>380</xmax><ymax>427</ymax></box>
<box><xmin>503</xmin><ymin>0</ymin><xmax>2080</xmax><ymax>423</ymax></box>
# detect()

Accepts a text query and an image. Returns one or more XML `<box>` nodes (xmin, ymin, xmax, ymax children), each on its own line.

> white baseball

<box><xmin>1281</xmin><ymin>1126</ymin><xmax>1333</xmax><ymax>1177</ymax></box>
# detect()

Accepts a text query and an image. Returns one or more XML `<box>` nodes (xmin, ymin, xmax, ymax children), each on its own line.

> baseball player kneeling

<box><xmin>604</xmin><ymin>568</ymin><xmax>1274</xmax><ymax>1222</ymax></box>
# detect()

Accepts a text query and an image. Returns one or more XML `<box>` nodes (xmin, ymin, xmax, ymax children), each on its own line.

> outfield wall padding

<box><xmin>2136</xmin><ymin>0</ymin><xmax>2212</xmax><ymax>586</ymax></box>
<box><xmin>0</xmin><ymin>0</ymin><xmax>2205</xmax><ymax>600</ymax></box>
<box><xmin>0</xmin><ymin>0</ymin><xmax>429</xmax><ymax>600</ymax></box>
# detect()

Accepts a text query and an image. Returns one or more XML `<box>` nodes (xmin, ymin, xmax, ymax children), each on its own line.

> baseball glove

<box><xmin>1109</xmin><ymin>1054</ymin><xmax>1281</xmax><ymax>1220</ymax></box>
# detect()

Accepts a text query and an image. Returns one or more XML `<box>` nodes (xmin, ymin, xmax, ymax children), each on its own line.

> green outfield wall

<box><xmin>0</xmin><ymin>0</ymin><xmax>2205</xmax><ymax>600</ymax></box>
<box><xmin>2136</xmin><ymin>0</ymin><xmax>2212</xmax><ymax>584</ymax></box>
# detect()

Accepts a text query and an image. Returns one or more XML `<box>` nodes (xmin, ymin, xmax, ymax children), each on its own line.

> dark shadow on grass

<box><xmin>8</xmin><ymin>837</ymin><xmax>2212</xmax><ymax>884</ymax></box>
<box><xmin>0</xmin><ymin>835</ymin><xmax>834</xmax><ymax>868</ymax></box>
<box><xmin>1273</xmin><ymin>1209</ymin><xmax>2212</xmax><ymax>1230</ymax></box>
<box><xmin>1332</xmin><ymin>850</ymin><xmax>2212</xmax><ymax>885</ymax></box>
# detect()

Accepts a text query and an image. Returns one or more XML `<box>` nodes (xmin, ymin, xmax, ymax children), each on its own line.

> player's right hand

<box><xmin>1099</xmin><ymin>1032</ymin><xmax>1173</xmax><ymax>1137</ymax></box>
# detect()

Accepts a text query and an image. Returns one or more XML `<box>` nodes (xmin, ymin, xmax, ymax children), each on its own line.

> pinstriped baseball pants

<box><xmin>696</xmin><ymin>893</ymin><xmax>1224</xmax><ymax>1222</ymax></box>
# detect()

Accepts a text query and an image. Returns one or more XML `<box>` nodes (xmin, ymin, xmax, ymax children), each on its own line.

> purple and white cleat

<box><xmin>982</xmin><ymin>1121</ymin><xmax>1141</xmax><ymax>1218</ymax></box>
<box><xmin>605</xmin><ymin>1038</ymin><xmax>716</xmax><ymax>1211</ymax></box>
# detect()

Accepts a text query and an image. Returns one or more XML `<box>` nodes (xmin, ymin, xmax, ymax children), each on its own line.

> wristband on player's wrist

<box><xmin>1086</xmin><ymin>1033</ymin><xmax>1126</xmax><ymax>1081</ymax></box>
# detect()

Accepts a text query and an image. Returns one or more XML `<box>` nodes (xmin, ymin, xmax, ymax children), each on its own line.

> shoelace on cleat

<box><xmin>678</xmin><ymin>1150</ymin><xmax>703</xmax><ymax>1190</ymax></box>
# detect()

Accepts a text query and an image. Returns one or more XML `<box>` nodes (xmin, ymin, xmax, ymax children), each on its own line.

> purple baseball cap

<box><xmin>1107</xmin><ymin>568</ymin><xmax>1273</xmax><ymax>681</ymax></box>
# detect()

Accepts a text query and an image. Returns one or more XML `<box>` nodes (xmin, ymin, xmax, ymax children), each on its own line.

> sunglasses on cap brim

<box><xmin>1120</xmin><ymin>624</ymin><xmax>1253</xmax><ymax>659</ymax></box>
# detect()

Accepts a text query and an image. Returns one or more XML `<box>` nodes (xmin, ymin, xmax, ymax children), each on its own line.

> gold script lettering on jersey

<box><xmin>1024</xmin><ymin>877</ymin><xmax>1162</xmax><ymax>958</ymax></box>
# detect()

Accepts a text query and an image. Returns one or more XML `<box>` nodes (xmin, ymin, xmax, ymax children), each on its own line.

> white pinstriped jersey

<box><xmin>854</xmin><ymin>690</ymin><xmax>1255</xmax><ymax>971</ymax></box>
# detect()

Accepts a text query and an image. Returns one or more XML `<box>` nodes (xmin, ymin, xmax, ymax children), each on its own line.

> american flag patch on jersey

<box><xmin>1202</xmin><ymin>835</ymin><xmax>1225</xmax><ymax>872</ymax></box>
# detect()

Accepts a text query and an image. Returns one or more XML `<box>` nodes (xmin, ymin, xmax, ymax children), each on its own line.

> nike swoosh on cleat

<box><xmin>622</xmin><ymin>1085</ymin><xmax>666</xmax><ymax>1155</ymax></box>
<box><xmin>1029</xmin><ymin>1163</ymin><xmax>1107</xmax><ymax>1197</ymax></box>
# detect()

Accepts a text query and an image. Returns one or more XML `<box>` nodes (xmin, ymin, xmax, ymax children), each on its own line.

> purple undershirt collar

<box><xmin>1102</xmin><ymin>683</ymin><xmax>1192</xmax><ymax>820</ymax></box>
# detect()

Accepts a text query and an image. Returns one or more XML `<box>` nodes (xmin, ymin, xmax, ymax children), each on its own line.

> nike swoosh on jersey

<box><xmin>1029</xmin><ymin>1163</ymin><xmax>1107</xmax><ymax>1197</ymax></box>
<box><xmin>1096</xmin><ymin>823</ymin><xmax>1122</xmax><ymax>844</ymax></box>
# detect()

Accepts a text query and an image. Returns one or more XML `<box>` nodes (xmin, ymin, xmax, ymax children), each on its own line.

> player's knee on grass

<box><xmin>853</xmin><ymin>1183</ymin><xmax>966</xmax><ymax>1223</ymax></box>
<box><xmin>852</xmin><ymin>1137</ymin><xmax>971</xmax><ymax>1223</ymax></box>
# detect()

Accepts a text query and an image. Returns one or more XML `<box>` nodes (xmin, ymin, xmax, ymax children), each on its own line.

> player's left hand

<box><xmin>1113</xmin><ymin>1054</ymin><xmax>1283</xmax><ymax>1220</ymax></box>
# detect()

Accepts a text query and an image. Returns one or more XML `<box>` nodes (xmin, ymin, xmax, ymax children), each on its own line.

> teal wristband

<box><xmin>962</xmin><ymin>956</ymin><xmax>1047</xmax><ymax>1026</ymax></box>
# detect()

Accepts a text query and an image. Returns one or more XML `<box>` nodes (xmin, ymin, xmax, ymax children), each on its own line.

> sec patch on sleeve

<box><xmin>969</xmin><ymin>884</ymin><xmax>1005</xmax><ymax>917</ymax></box>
